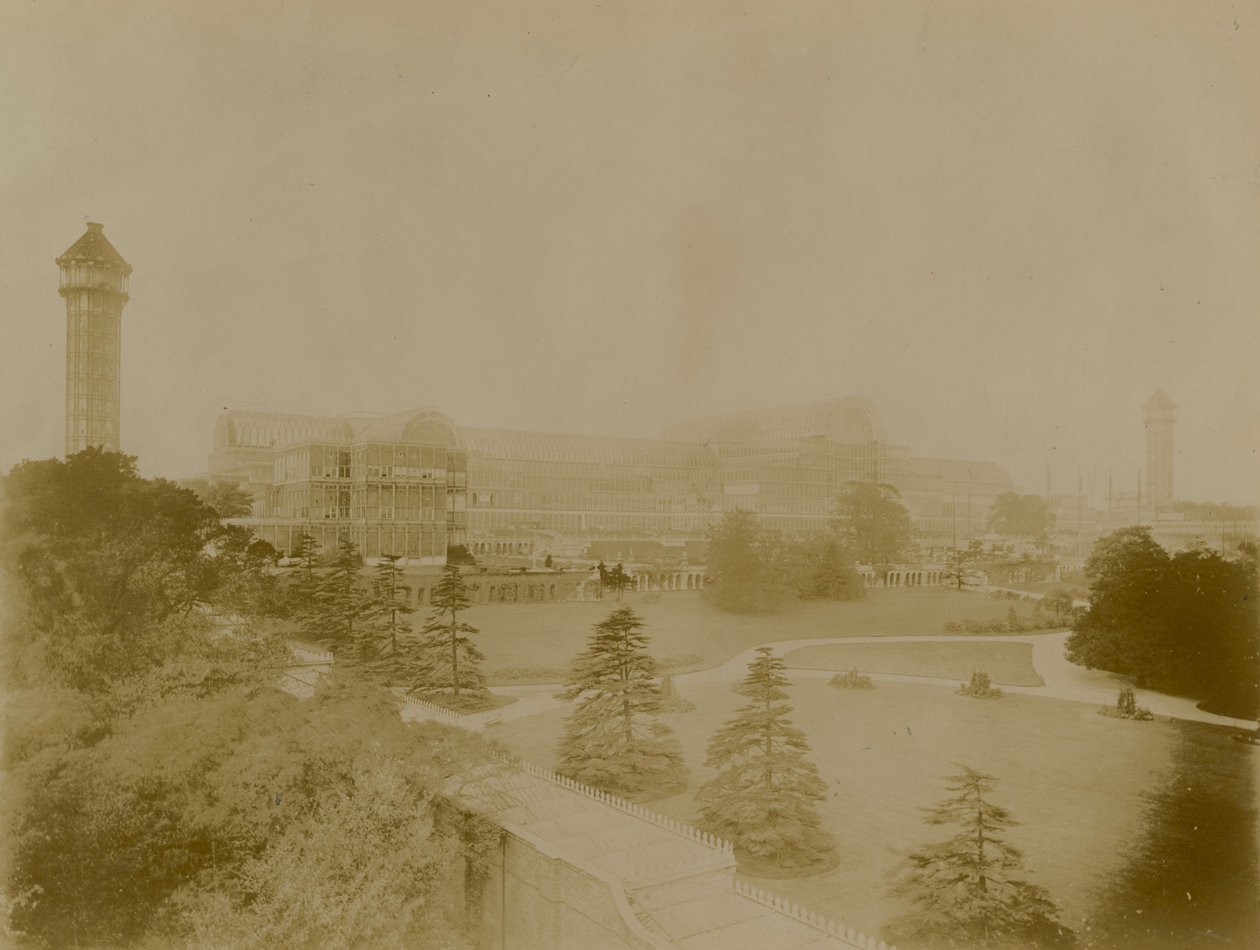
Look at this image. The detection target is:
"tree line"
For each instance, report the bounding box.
[1066,525,1258,719]
[2,449,495,947]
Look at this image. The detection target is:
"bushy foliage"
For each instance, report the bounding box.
[658,673,696,712]
[555,607,687,798]
[1098,687,1154,721]
[1067,528,1258,717]
[697,648,835,871]
[704,509,795,614]
[885,767,1074,949]
[704,510,864,614]
[957,671,1004,699]
[2,450,489,949]
[829,667,875,689]
[833,481,916,566]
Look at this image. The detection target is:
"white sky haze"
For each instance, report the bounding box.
[2,1,1257,504]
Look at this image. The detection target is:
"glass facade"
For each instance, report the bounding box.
[209,398,1013,560]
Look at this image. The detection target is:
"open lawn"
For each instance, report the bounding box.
[486,678,1257,948]
[784,640,1043,687]
[467,588,1036,684]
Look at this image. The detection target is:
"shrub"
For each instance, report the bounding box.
[957,671,1004,699]
[490,665,566,682]
[657,653,705,672]
[942,621,963,634]
[830,668,876,689]
[658,674,696,712]
[1099,687,1154,721]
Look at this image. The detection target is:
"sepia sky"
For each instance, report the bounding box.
[2,0,1257,504]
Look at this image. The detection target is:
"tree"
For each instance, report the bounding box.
[308,538,379,671]
[180,477,254,518]
[2,448,260,693]
[555,607,686,798]
[1065,526,1174,688]
[3,451,485,949]
[703,509,794,614]
[7,679,485,949]
[988,493,1054,548]
[791,536,866,601]
[366,554,415,682]
[696,647,834,870]
[605,562,633,601]
[1033,588,1076,626]
[885,766,1073,949]
[445,543,477,566]
[833,481,915,567]
[413,564,490,708]
[942,546,983,592]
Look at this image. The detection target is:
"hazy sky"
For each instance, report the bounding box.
[2,0,1257,504]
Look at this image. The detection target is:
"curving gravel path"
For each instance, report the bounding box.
[473,631,1257,733]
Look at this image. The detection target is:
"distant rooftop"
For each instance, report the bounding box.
[56,222,132,274]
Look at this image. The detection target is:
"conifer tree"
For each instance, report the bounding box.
[555,606,686,798]
[885,766,1073,949]
[413,564,489,708]
[286,531,323,630]
[310,538,378,671]
[697,646,834,870]
[366,554,414,682]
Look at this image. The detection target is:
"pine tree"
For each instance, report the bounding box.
[696,647,834,870]
[555,607,686,799]
[886,766,1074,949]
[366,554,414,683]
[310,538,378,672]
[412,564,489,708]
[286,531,323,630]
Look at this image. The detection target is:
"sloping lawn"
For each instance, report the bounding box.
[486,679,1256,948]
[784,640,1043,686]
[467,588,1035,683]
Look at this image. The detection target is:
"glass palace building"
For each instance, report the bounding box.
[207,397,1012,560]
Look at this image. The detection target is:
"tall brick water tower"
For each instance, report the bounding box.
[57,223,131,455]
[1142,388,1176,508]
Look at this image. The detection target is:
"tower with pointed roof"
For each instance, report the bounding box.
[57,223,132,455]
[1142,388,1176,508]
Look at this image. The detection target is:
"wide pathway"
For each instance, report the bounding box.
[466,632,1256,732]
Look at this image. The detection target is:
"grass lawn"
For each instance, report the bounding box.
[486,679,1257,947]
[468,588,1030,684]
[784,641,1043,687]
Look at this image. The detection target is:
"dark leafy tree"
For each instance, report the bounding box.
[1,448,263,693]
[885,766,1074,949]
[555,607,686,798]
[605,562,633,601]
[704,509,794,614]
[696,647,834,870]
[833,481,915,567]
[413,564,490,708]
[445,543,477,566]
[1065,526,1174,688]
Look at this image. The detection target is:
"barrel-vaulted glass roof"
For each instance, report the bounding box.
[662,396,887,446]
[461,428,716,469]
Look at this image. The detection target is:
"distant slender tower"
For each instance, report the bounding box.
[1142,388,1176,508]
[57,223,131,455]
